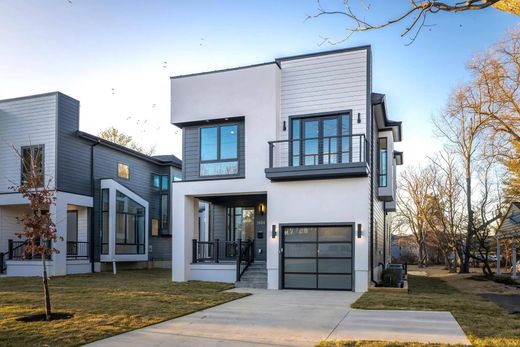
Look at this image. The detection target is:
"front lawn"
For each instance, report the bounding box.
[0,269,246,346]
[343,274,520,347]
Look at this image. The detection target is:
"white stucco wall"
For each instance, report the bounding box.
[171,49,371,292]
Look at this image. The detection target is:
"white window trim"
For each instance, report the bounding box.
[100,179,149,262]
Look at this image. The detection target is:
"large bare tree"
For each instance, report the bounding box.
[98,126,156,156]
[309,0,519,44]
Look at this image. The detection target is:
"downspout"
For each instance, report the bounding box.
[90,141,100,272]
[370,105,378,287]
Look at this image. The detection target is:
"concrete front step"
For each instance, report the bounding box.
[235,263,267,289]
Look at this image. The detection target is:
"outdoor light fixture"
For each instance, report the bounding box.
[357,112,361,123]
[271,224,277,239]
[258,202,266,216]
[357,223,362,238]
[283,121,287,131]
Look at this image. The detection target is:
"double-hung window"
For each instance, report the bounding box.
[21,145,44,186]
[199,124,239,176]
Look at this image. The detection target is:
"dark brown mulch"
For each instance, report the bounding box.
[16,312,73,322]
[481,293,520,314]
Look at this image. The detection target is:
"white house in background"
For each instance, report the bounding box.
[171,46,403,292]
[0,92,181,276]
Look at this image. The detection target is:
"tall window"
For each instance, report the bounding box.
[101,189,109,254]
[200,125,238,176]
[378,138,388,187]
[115,191,145,254]
[290,114,351,166]
[152,174,170,235]
[21,145,44,186]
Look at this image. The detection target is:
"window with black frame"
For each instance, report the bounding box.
[115,191,145,254]
[199,124,238,176]
[290,114,351,166]
[21,145,44,186]
[101,189,109,254]
[152,174,170,235]
[378,138,388,187]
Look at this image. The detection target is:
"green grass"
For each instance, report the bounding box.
[0,269,246,346]
[317,341,468,347]
[346,275,520,347]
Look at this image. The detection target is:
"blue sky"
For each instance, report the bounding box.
[0,0,518,165]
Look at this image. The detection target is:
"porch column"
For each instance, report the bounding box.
[496,236,501,275]
[52,194,68,276]
[172,194,196,282]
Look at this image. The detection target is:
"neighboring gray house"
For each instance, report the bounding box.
[0,92,181,276]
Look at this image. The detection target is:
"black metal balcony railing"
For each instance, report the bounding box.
[267,134,368,169]
[67,241,89,260]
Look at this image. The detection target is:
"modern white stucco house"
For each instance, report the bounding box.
[171,46,403,292]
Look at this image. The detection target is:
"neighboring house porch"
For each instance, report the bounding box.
[0,192,92,276]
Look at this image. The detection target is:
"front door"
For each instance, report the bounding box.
[226,206,266,261]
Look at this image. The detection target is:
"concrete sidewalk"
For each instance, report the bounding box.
[85,288,471,347]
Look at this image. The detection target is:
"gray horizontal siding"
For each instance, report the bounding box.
[56,93,92,196]
[182,121,245,181]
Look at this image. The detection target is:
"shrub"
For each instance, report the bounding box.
[381,268,399,287]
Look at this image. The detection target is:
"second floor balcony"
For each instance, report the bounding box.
[265,134,369,181]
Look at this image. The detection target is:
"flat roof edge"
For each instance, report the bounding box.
[170,62,280,80]
[275,45,371,63]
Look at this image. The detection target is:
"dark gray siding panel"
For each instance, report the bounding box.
[211,204,227,242]
[56,93,92,196]
[91,146,171,262]
[182,121,245,181]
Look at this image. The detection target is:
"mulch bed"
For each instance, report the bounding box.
[481,294,520,314]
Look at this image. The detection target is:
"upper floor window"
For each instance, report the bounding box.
[378,138,388,187]
[152,174,169,191]
[21,145,44,187]
[199,125,238,176]
[290,114,351,166]
[117,163,129,179]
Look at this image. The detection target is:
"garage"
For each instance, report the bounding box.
[281,224,354,290]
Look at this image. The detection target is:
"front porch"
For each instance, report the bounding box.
[189,193,267,286]
[0,191,93,276]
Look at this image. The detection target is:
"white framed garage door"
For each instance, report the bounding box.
[281,224,353,290]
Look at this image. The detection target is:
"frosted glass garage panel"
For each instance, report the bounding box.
[284,227,317,242]
[285,259,316,273]
[318,259,352,274]
[318,274,352,290]
[318,226,352,242]
[285,274,316,289]
[285,243,316,257]
[318,243,351,257]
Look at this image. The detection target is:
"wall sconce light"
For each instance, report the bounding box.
[271,224,277,239]
[357,223,362,238]
[258,202,266,216]
[283,121,287,131]
[357,113,361,124]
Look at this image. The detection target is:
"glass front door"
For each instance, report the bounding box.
[226,207,255,241]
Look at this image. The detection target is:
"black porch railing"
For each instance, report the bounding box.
[7,239,51,261]
[67,241,89,260]
[268,134,367,169]
[192,239,255,281]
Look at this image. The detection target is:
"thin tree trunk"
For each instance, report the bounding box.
[462,172,473,273]
[42,255,51,320]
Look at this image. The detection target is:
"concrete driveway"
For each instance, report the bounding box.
[85,288,470,347]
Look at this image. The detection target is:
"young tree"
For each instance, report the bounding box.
[9,146,60,321]
[98,126,156,156]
